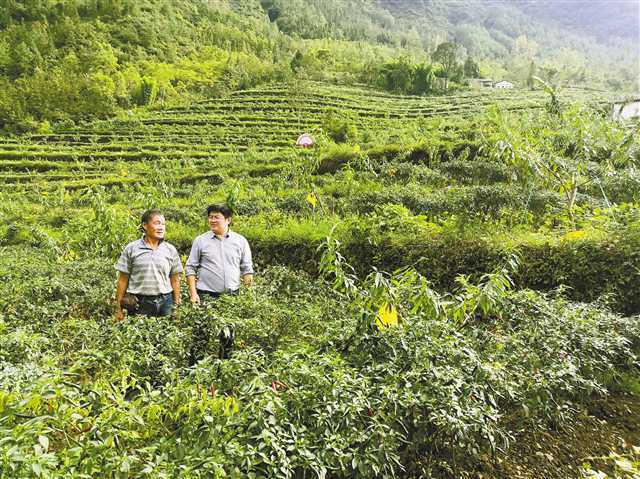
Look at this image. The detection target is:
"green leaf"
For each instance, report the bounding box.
[38,435,49,452]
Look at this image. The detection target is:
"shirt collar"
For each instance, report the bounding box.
[210,229,231,239]
[140,236,164,249]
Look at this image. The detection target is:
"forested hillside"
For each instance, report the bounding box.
[518,0,639,42]
[0,0,637,134]
[379,0,639,86]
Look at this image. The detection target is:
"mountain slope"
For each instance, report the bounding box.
[0,0,637,133]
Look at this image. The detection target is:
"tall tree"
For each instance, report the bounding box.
[380,56,414,94]
[432,41,459,90]
[463,56,480,78]
[413,63,435,94]
[526,61,535,90]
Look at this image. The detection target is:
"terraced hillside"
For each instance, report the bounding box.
[0,82,611,190]
[2,82,635,306]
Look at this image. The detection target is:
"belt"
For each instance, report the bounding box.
[197,289,238,297]
[136,292,172,300]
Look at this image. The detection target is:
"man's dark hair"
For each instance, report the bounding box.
[206,203,233,218]
[141,208,164,225]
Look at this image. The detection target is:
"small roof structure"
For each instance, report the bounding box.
[296,133,315,148]
[470,78,494,88]
[612,96,640,121]
[494,80,514,89]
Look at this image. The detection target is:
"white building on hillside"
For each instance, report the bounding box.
[494,80,514,89]
[612,97,640,121]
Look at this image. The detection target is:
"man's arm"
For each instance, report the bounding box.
[239,238,254,288]
[185,238,201,304]
[187,275,200,304]
[170,273,181,306]
[114,272,129,321]
[168,246,183,307]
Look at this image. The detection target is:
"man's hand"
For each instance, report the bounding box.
[173,294,182,307]
[114,272,129,322]
[242,273,254,287]
[186,275,200,304]
[190,292,200,304]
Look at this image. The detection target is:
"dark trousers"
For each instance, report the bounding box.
[197,289,238,301]
[134,293,173,317]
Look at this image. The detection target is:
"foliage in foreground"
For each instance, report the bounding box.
[0,246,639,478]
[582,445,640,479]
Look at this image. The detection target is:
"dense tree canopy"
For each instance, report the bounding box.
[0,0,636,133]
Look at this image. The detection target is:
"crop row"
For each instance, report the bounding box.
[0,135,297,152]
[185,94,535,110]
[142,97,609,124]
[187,93,550,111]
[227,82,610,105]
[146,103,544,121]
[0,153,292,185]
[0,145,289,162]
[17,129,310,145]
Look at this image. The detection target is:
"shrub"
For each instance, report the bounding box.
[348,184,561,217]
[379,162,449,186]
[322,113,358,144]
[438,159,512,184]
[315,144,361,174]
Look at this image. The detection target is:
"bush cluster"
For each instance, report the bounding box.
[1,249,638,478]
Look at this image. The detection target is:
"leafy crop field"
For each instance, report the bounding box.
[0,82,610,189]
[1,82,639,478]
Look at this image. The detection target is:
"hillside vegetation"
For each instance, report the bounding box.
[1,0,637,133]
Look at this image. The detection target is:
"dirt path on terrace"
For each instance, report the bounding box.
[480,394,640,479]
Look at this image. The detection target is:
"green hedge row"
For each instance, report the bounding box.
[8,210,636,315]
[245,231,640,316]
[349,184,561,216]
[316,139,482,174]
[366,139,482,164]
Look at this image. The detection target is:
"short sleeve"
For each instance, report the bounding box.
[185,238,201,276]
[240,237,254,275]
[169,246,184,275]
[115,245,131,274]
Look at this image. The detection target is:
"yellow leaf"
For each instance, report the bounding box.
[306,192,318,208]
[225,397,240,415]
[376,303,398,330]
[63,250,78,262]
[561,230,586,242]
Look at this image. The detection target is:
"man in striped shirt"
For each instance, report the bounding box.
[186,203,253,303]
[114,209,183,320]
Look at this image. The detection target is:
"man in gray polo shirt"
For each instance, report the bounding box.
[186,203,253,303]
[114,209,183,320]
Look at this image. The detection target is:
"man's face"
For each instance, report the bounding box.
[208,211,231,235]
[142,215,166,240]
